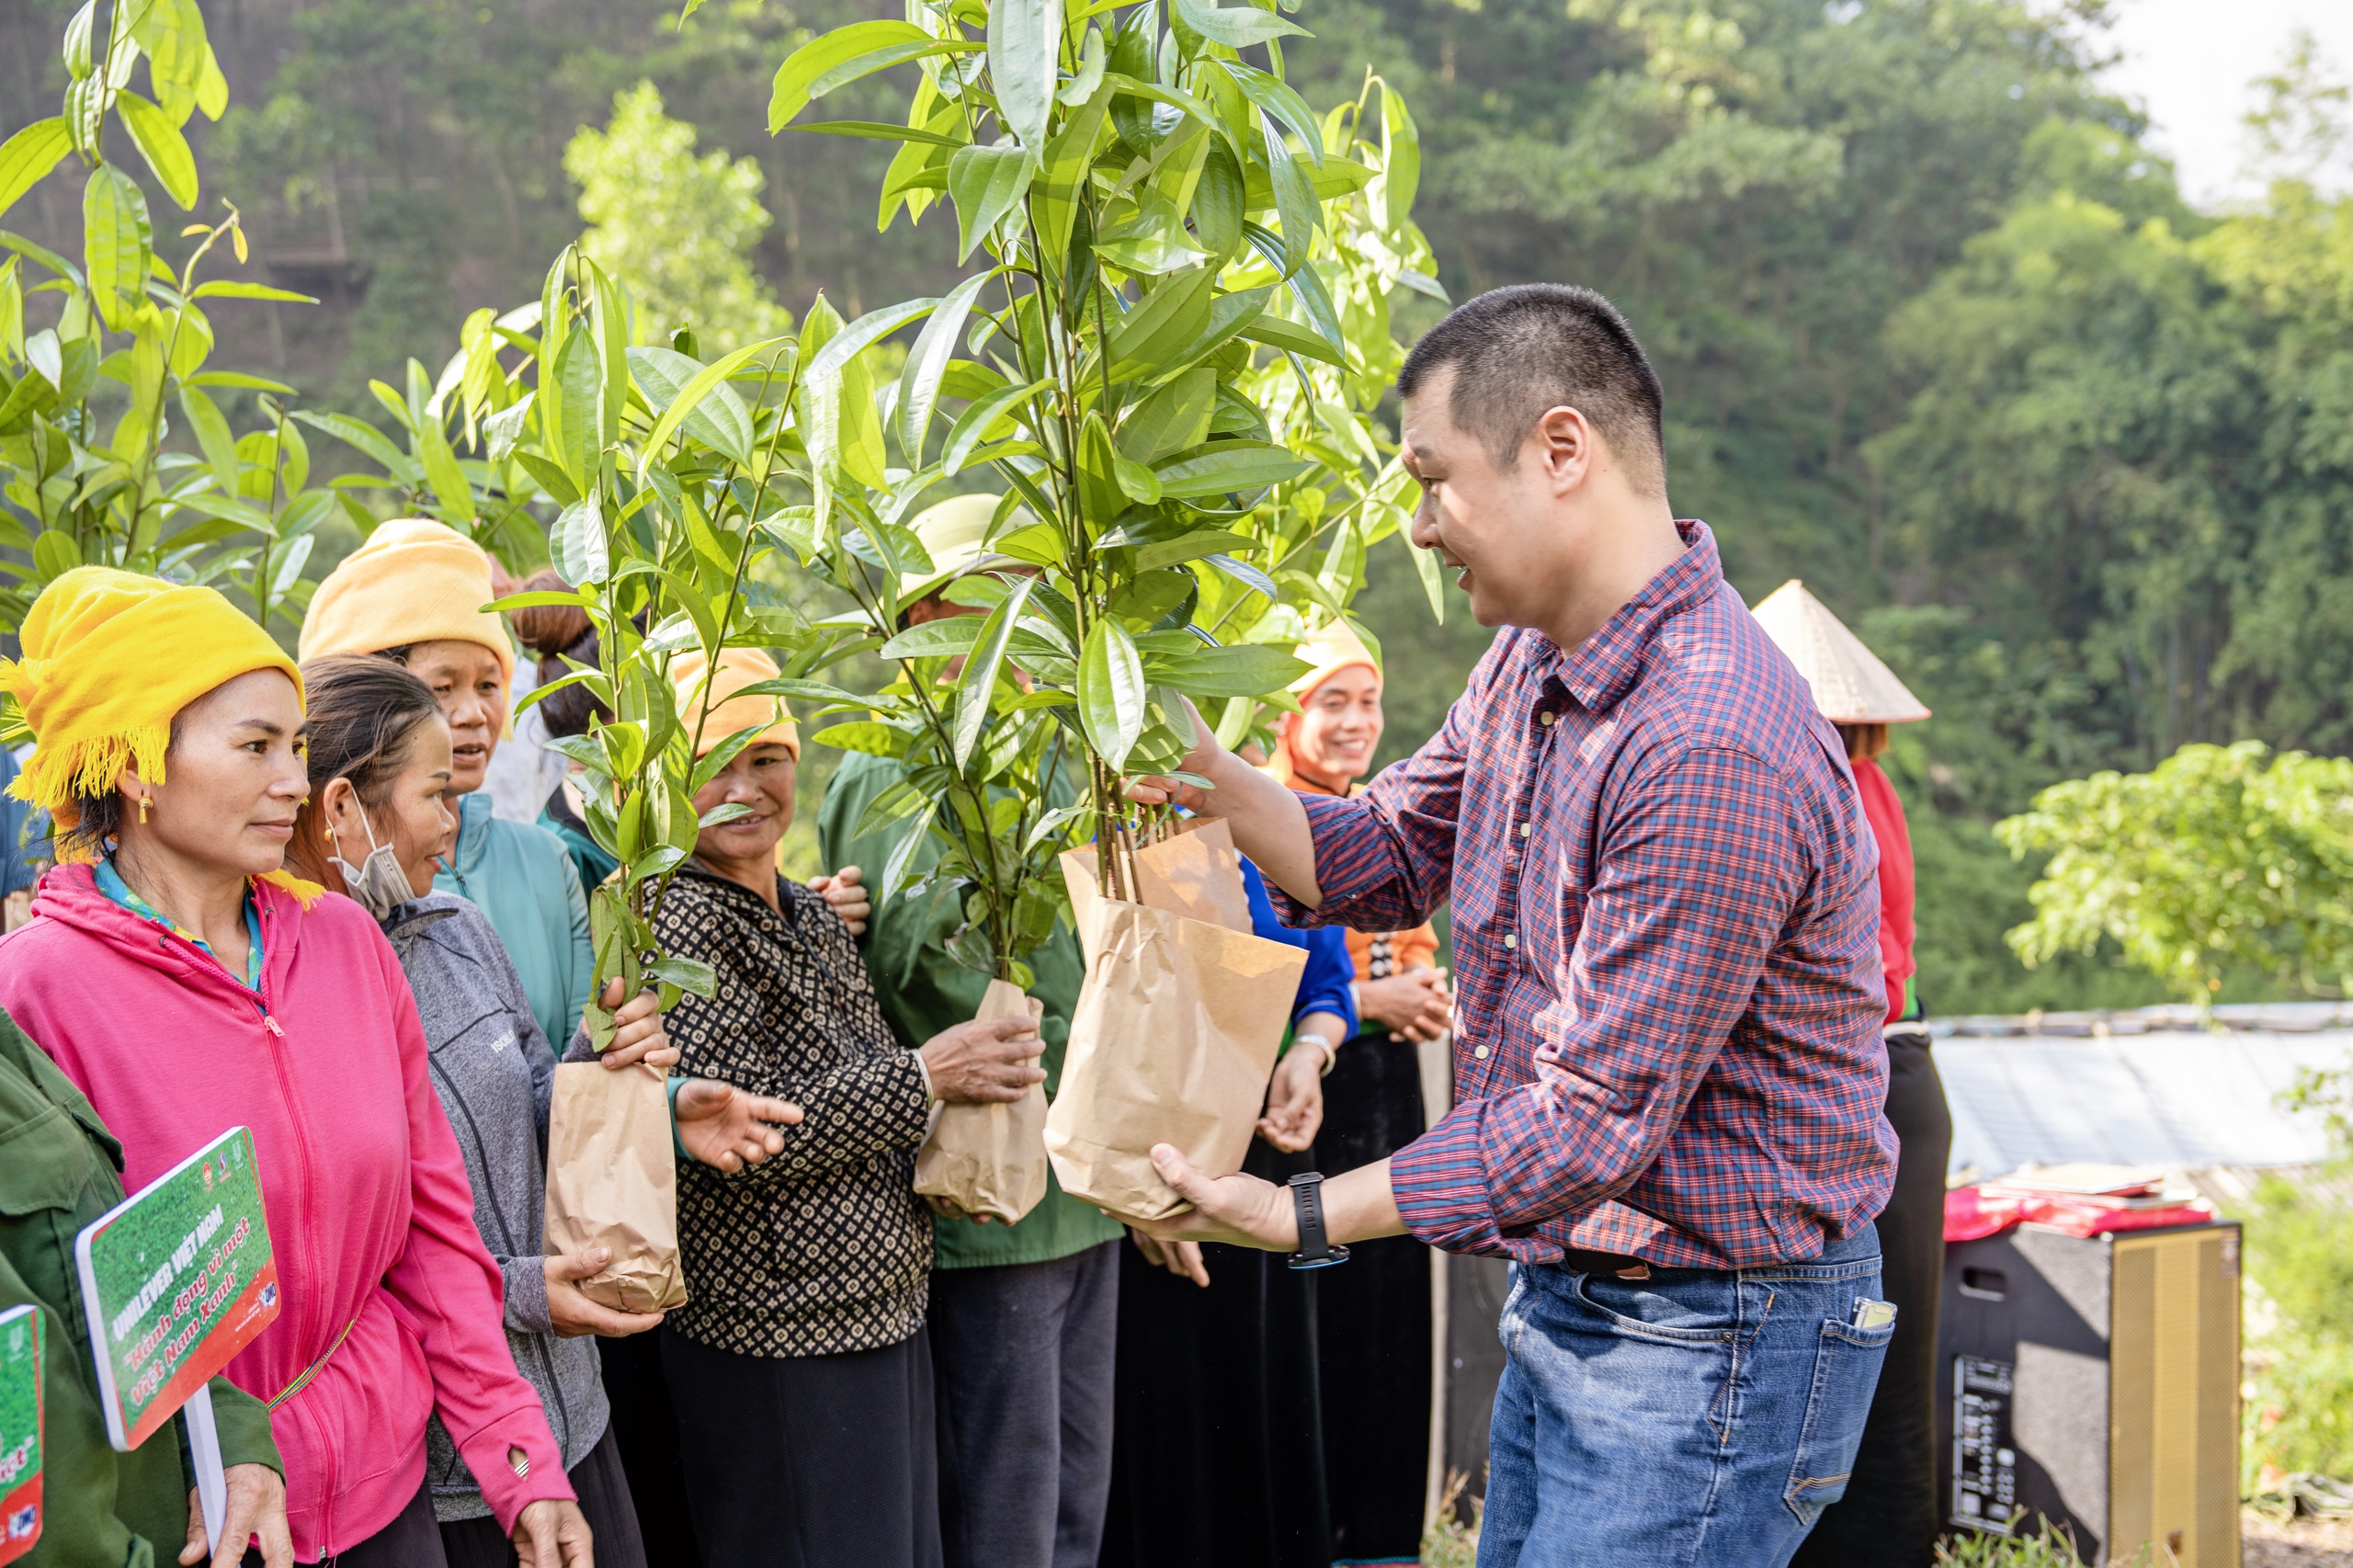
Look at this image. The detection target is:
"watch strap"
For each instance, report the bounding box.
[1287,1172,1350,1270]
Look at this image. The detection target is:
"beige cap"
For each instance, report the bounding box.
[901,494,1033,603]
[1750,580,1929,724]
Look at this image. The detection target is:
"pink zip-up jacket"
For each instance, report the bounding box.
[0,864,573,1558]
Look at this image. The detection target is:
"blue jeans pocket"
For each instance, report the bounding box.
[1783,1317,1895,1527]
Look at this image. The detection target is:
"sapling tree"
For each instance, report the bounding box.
[764,0,1442,926]
[0,0,336,634]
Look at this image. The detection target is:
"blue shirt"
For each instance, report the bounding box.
[1241,857,1357,1038]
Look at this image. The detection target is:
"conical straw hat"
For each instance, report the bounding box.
[1750,580,1929,724]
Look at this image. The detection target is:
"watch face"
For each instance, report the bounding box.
[1288,1246,1352,1271]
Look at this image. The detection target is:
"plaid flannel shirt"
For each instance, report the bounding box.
[1272,521,1896,1268]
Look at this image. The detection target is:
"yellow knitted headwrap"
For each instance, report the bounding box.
[669,649,799,759]
[0,567,304,855]
[299,517,516,681]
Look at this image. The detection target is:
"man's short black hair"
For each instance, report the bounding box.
[1396,284,1667,497]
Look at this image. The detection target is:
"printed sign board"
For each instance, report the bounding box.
[0,1304,41,1564]
[74,1127,278,1451]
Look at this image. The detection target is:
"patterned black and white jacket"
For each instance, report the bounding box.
[653,859,933,1358]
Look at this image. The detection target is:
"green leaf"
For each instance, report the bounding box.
[1371,82,1419,232]
[793,120,966,147]
[417,408,474,523]
[290,412,417,483]
[1154,441,1312,496]
[636,334,792,474]
[554,492,609,585]
[1078,618,1147,771]
[1104,265,1215,377]
[806,297,937,388]
[117,91,199,210]
[987,0,1063,150]
[942,377,1048,476]
[879,617,986,660]
[770,22,966,131]
[1219,62,1324,166]
[877,798,940,905]
[32,529,81,583]
[1118,367,1215,463]
[952,576,1036,767]
[947,142,1036,265]
[1093,190,1208,275]
[177,385,236,493]
[1238,313,1342,366]
[898,269,995,462]
[0,120,73,222]
[83,165,151,333]
[1408,529,1446,622]
[644,955,719,999]
[1169,0,1308,49]
[1033,91,1110,265]
[1259,110,1317,277]
[555,330,603,488]
[1146,641,1312,699]
[629,345,754,465]
[1134,528,1253,571]
[188,280,317,303]
[1061,26,1108,107]
[183,370,295,392]
[813,721,912,757]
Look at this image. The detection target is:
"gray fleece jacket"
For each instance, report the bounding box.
[381,892,608,1521]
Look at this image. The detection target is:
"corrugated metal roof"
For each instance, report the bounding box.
[1933,1027,2348,1179]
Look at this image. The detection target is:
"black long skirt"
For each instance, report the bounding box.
[1314,1034,1432,1564]
[1100,1140,1331,1568]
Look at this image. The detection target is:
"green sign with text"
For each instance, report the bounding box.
[0,1303,41,1565]
[74,1127,279,1451]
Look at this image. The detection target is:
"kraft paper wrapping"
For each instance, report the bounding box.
[914,978,1052,1224]
[543,1060,690,1312]
[1046,824,1306,1221]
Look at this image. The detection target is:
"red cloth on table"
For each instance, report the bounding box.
[1852,754,1915,1026]
[1942,1185,2215,1242]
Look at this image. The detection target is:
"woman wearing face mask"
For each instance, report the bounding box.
[300,521,594,1054]
[1258,620,1451,1564]
[612,648,1044,1568]
[0,569,588,1566]
[284,655,804,1568]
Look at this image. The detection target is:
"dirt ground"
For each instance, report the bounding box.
[2245,1512,2353,1567]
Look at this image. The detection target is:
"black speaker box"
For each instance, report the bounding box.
[1937,1221,2241,1566]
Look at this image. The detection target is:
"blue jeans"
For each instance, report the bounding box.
[1479,1224,1891,1568]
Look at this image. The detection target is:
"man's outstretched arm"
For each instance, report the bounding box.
[1141,1145,1405,1251]
[1131,700,1324,907]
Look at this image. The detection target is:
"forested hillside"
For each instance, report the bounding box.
[6,0,2351,1011]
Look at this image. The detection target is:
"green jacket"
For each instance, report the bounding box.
[0,1009,280,1567]
[817,751,1122,1270]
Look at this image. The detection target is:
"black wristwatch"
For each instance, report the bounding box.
[1287,1172,1351,1271]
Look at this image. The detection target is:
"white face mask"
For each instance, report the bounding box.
[332,804,415,918]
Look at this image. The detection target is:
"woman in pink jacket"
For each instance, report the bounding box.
[0,568,591,1567]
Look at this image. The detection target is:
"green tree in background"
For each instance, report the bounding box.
[1996,741,2353,1006]
[567,82,793,351]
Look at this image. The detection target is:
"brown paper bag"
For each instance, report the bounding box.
[914,978,1052,1224]
[1045,830,1307,1221]
[544,1060,689,1312]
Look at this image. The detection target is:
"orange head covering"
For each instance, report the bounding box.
[669,649,800,759]
[1266,619,1380,794]
[0,567,304,857]
[299,518,516,681]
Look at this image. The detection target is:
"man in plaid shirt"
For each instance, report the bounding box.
[1139,285,1900,1565]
